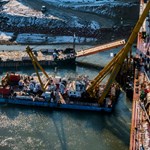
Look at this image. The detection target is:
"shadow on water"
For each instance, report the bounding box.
[0,104,20,120]
[69,111,130,146]
[0,91,131,146]
[1,64,76,74]
[0,81,131,149]
[104,113,130,146]
[51,113,68,150]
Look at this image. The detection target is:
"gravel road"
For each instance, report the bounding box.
[22,0,115,28]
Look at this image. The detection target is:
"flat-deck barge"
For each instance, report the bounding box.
[0,47,76,67]
[0,72,120,112]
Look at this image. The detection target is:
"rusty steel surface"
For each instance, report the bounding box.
[130,1,150,150]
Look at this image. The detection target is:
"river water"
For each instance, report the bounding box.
[0,44,132,150]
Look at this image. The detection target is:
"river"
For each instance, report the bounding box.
[0,44,132,150]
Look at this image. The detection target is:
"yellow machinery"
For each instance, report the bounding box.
[76,39,126,57]
[26,46,51,92]
[26,1,150,104]
[86,1,150,105]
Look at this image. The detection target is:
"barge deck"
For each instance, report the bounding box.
[0,47,76,67]
[0,70,120,112]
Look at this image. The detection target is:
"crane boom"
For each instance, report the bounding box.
[26,46,51,92]
[87,0,150,104]
[86,49,124,96]
[98,1,150,104]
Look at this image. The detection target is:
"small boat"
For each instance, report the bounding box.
[0,72,120,112]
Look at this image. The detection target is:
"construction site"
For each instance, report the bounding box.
[0,0,150,150]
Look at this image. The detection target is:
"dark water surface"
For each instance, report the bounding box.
[0,45,132,150]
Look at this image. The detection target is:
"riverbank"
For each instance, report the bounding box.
[0,0,138,45]
[0,25,133,45]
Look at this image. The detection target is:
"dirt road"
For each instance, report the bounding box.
[22,0,115,28]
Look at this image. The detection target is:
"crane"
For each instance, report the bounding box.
[26,46,51,92]
[86,0,150,105]
[26,1,150,104]
[76,39,126,57]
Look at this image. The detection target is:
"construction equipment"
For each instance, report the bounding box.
[26,1,150,105]
[86,1,150,105]
[76,39,126,57]
[26,46,51,92]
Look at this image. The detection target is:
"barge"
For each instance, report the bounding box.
[0,47,76,68]
[0,72,120,112]
[0,39,126,68]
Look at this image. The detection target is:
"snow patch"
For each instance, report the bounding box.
[43,0,136,19]
[2,0,59,19]
[90,21,100,30]
[44,0,114,3]
[16,33,97,44]
[0,31,13,41]
[1,0,101,30]
[70,16,84,28]
[1,0,9,2]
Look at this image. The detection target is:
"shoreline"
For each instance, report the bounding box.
[0,25,133,46]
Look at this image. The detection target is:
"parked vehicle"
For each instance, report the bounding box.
[41,6,46,13]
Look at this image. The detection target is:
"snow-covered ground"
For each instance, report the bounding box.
[16,33,97,44]
[2,0,52,18]
[1,0,129,31]
[1,0,137,31]
[43,0,135,7]
[0,31,13,41]
[0,0,138,44]
[0,31,97,44]
[1,0,101,29]
[43,0,137,19]
[44,0,114,4]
